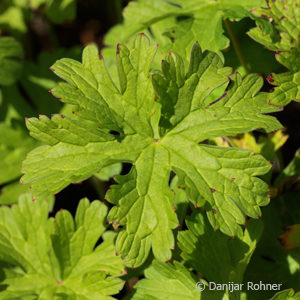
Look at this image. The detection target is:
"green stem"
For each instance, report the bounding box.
[225,19,250,74]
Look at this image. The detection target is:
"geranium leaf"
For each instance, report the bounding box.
[22,34,281,266]
[0,196,125,299]
[132,260,200,300]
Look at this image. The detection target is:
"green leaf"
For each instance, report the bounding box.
[30,0,76,24]
[0,36,23,86]
[0,86,35,124]
[20,46,82,114]
[270,289,300,300]
[22,35,281,267]
[132,260,200,300]
[178,212,262,298]
[103,0,265,77]
[275,149,300,186]
[248,0,300,55]
[0,2,27,35]
[248,0,300,106]
[94,163,122,181]
[0,182,31,205]
[0,123,39,185]
[267,71,300,106]
[0,196,125,299]
[0,48,82,193]
[107,144,178,266]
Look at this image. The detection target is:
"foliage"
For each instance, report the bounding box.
[0,0,300,299]
[0,195,125,299]
[102,0,265,80]
[21,34,282,268]
[248,0,300,106]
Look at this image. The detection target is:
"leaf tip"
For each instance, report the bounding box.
[267,74,274,83]
[116,43,121,55]
[104,192,109,201]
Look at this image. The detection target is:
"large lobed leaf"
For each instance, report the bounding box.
[0,195,125,299]
[22,34,282,267]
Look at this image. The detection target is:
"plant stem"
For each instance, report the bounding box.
[224,19,250,74]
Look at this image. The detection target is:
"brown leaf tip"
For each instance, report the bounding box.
[267,74,274,83]
[116,44,121,55]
